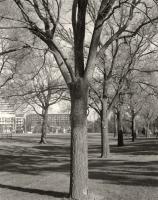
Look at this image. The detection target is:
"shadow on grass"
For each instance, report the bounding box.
[0,144,70,175]
[0,136,157,188]
[89,160,158,187]
[88,138,158,156]
[88,138,158,187]
[111,139,158,156]
[0,183,69,198]
[0,134,71,146]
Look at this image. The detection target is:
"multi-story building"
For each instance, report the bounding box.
[0,98,15,133]
[0,98,26,134]
[15,114,25,133]
[0,97,70,134]
[26,113,70,133]
[48,114,70,127]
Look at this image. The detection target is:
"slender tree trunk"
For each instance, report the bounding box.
[100,99,110,158]
[117,107,124,147]
[69,78,88,200]
[100,73,110,158]
[40,108,48,144]
[114,112,118,138]
[146,122,150,138]
[131,114,136,142]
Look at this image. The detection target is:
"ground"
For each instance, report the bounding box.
[0,134,157,200]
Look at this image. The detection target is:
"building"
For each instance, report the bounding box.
[0,98,26,134]
[48,114,70,127]
[0,98,15,133]
[15,114,25,133]
[0,97,70,134]
[26,113,70,134]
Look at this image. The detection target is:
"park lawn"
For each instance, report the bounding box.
[0,134,157,200]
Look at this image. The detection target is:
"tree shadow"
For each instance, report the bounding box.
[88,138,158,187]
[111,139,158,155]
[1,134,71,144]
[89,170,158,187]
[0,183,69,198]
[0,144,70,175]
[0,136,157,189]
[89,159,158,187]
[88,138,158,156]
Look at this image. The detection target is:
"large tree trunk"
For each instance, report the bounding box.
[100,99,110,158]
[40,108,48,144]
[117,107,124,147]
[69,78,88,200]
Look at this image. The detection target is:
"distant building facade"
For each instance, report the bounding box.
[26,114,70,134]
[0,98,25,134]
[0,98,70,134]
[0,98,15,133]
[15,114,25,133]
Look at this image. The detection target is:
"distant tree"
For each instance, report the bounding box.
[5,50,66,143]
[26,69,65,144]
[123,76,145,141]
[89,28,156,153]
[139,95,158,137]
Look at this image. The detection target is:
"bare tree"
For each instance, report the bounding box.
[6,50,65,143]
[25,71,65,144]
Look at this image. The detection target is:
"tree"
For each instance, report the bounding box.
[0,38,20,90]
[89,35,151,153]
[25,67,64,144]
[139,95,158,137]
[7,1,117,199]
[123,76,145,141]
[6,50,65,143]
[116,94,124,146]
[88,0,158,156]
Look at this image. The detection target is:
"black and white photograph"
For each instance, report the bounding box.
[0,0,157,200]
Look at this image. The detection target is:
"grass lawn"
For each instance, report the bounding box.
[0,134,157,200]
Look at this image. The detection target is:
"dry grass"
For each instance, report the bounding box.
[0,134,157,200]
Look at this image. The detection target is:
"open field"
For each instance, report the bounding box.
[0,134,157,200]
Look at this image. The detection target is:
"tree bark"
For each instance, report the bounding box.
[40,107,48,144]
[131,114,136,142]
[114,112,118,138]
[117,107,124,147]
[146,122,150,138]
[100,99,110,158]
[69,78,88,200]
